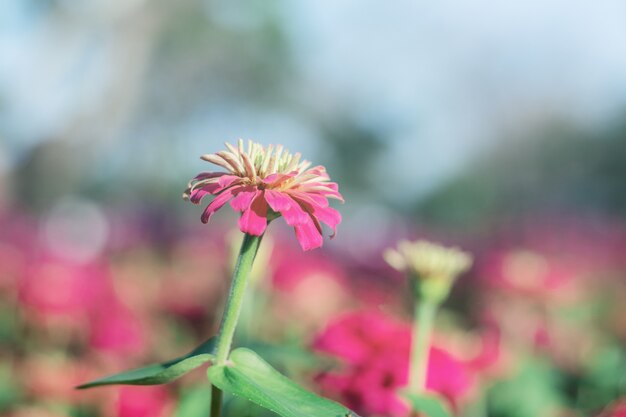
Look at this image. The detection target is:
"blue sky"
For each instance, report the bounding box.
[2,0,626,201]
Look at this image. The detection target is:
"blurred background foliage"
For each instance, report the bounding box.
[2,1,626,417]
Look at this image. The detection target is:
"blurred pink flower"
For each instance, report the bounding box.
[514,216,626,273]
[313,311,477,417]
[478,245,606,370]
[184,140,343,251]
[18,256,114,323]
[272,247,347,292]
[478,249,582,302]
[269,245,358,333]
[89,305,148,356]
[111,386,173,417]
[467,323,503,375]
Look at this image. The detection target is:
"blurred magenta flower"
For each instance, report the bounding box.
[313,311,478,416]
[477,246,606,370]
[270,245,353,331]
[112,386,173,417]
[466,322,503,377]
[479,249,582,303]
[18,256,114,325]
[184,140,343,250]
[272,245,347,292]
[89,305,148,356]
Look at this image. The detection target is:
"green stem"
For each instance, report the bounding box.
[409,299,438,393]
[210,384,222,417]
[210,233,263,417]
[214,233,263,363]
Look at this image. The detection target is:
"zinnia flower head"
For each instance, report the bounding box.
[184,140,343,251]
[480,249,580,301]
[313,311,477,417]
[384,240,473,282]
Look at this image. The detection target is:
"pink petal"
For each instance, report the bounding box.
[239,191,268,236]
[217,175,241,189]
[201,187,240,223]
[265,190,309,225]
[230,187,257,212]
[189,187,213,204]
[201,153,239,172]
[298,182,344,202]
[294,215,324,251]
[289,190,329,208]
[190,176,242,204]
[312,206,342,238]
[308,166,329,177]
[265,190,308,225]
[262,172,296,187]
[317,183,344,202]
[310,211,323,235]
[191,172,228,182]
[264,189,292,211]
[290,193,341,237]
[282,203,310,226]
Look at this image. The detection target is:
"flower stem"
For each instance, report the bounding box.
[210,384,222,417]
[214,233,263,363]
[409,299,438,393]
[210,233,263,417]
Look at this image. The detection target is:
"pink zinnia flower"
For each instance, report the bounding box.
[184,140,343,251]
[313,311,477,417]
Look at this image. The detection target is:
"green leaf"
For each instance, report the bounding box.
[77,337,216,389]
[0,364,21,412]
[246,341,333,373]
[174,385,213,417]
[487,358,564,417]
[208,348,360,417]
[403,392,453,417]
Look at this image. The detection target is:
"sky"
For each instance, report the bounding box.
[2,0,626,201]
[290,0,626,197]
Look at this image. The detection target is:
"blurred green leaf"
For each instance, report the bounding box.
[576,344,626,412]
[0,305,18,346]
[403,392,453,417]
[224,394,274,417]
[488,359,565,417]
[77,337,216,389]
[174,385,213,417]
[0,364,20,412]
[246,341,331,372]
[208,348,359,417]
